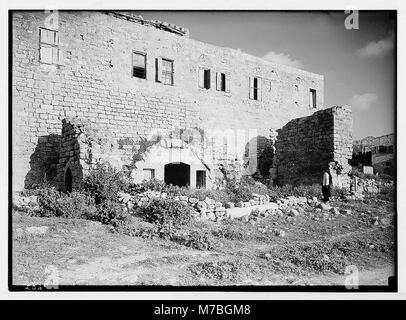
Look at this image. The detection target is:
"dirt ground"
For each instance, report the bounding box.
[12,196,396,287]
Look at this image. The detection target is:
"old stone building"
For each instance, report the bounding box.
[12,11,352,192]
[352,133,395,176]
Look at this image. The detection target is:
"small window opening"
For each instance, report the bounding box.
[161,58,174,85]
[253,77,258,100]
[143,168,155,181]
[132,51,146,79]
[39,28,59,65]
[309,89,317,108]
[204,69,211,89]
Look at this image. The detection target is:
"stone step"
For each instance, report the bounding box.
[226,202,279,219]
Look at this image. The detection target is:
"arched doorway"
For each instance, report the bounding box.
[65,168,73,193]
[164,162,190,187]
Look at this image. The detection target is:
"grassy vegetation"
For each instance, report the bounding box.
[12,162,395,286]
[12,193,395,286]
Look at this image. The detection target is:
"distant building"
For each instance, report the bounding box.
[351,134,395,176]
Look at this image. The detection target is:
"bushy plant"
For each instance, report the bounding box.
[331,186,348,199]
[37,187,97,219]
[126,178,168,195]
[174,229,217,250]
[223,176,269,203]
[82,162,129,204]
[378,184,395,201]
[95,200,129,226]
[212,220,248,241]
[135,198,193,226]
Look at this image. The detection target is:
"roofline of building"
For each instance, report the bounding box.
[106,10,324,80]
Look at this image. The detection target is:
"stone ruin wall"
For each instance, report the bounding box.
[12,11,324,191]
[275,106,353,188]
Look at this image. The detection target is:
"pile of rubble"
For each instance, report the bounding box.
[118,190,363,224]
[118,191,274,222]
[241,194,354,224]
[356,178,379,194]
[233,193,272,208]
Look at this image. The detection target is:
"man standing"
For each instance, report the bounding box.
[322,169,331,202]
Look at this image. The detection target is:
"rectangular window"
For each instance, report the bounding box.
[216,72,230,93]
[156,57,174,85]
[221,73,226,91]
[387,145,394,153]
[143,169,155,181]
[196,170,206,188]
[39,28,59,65]
[309,89,317,108]
[204,69,211,89]
[162,59,174,85]
[132,51,146,79]
[379,145,386,153]
[198,68,211,89]
[249,76,262,100]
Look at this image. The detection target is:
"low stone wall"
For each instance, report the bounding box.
[275,106,353,188]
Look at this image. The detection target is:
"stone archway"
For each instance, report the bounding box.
[164,162,190,187]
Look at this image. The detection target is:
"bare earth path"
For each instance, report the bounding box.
[12,207,395,287]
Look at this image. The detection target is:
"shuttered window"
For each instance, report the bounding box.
[216,72,230,93]
[249,76,262,101]
[39,28,59,65]
[196,170,206,188]
[156,57,174,85]
[132,51,146,79]
[198,68,211,89]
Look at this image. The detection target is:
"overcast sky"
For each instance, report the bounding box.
[137,11,396,140]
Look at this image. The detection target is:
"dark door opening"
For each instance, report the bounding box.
[65,168,73,193]
[164,162,190,187]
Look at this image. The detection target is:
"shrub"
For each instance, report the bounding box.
[331,186,348,199]
[175,229,217,250]
[224,176,269,203]
[135,198,193,226]
[82,162,128,204]
[212,220,248,241]
[378,184,395,201]
[37,187,97,219]
[94,200,129,226]
[126,178,168,195]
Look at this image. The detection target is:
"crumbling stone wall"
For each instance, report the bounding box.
[275,106,353,188]
[23,134,61,188]
[55,118,126,191]
[12,10,324,190]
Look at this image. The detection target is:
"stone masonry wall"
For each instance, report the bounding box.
[55,117,127,191]
[12,11,324,190]
[275,106,353,188]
